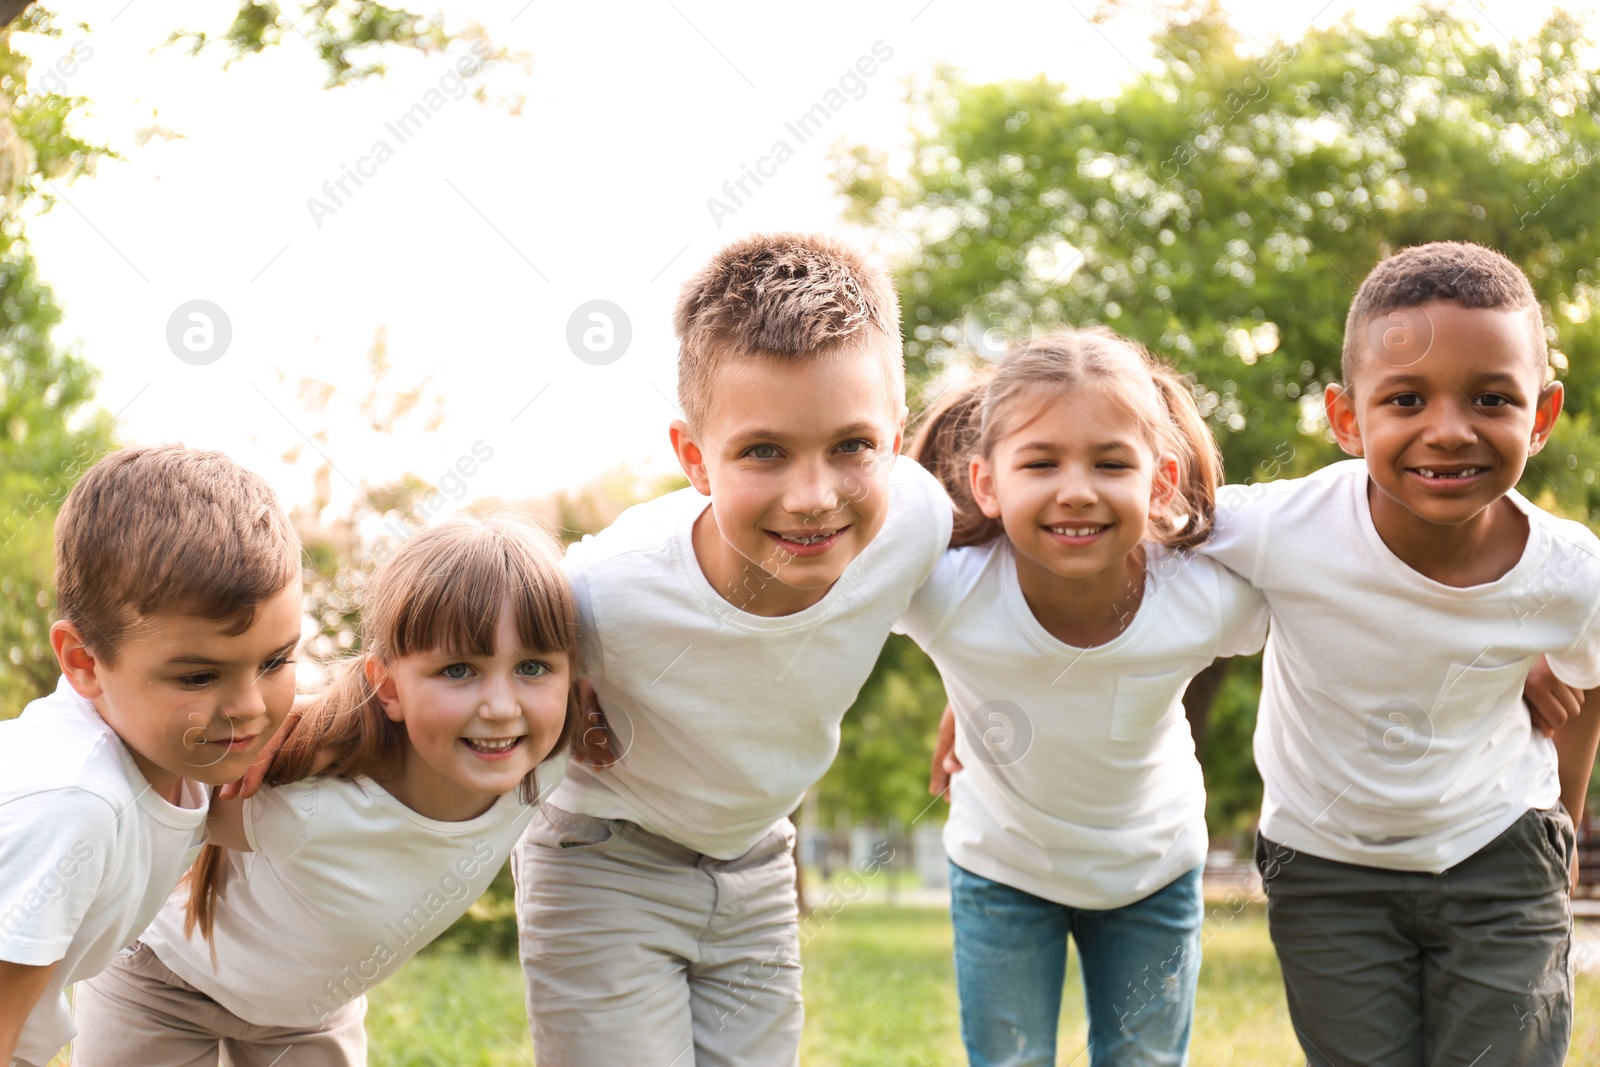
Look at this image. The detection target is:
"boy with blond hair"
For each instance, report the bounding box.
[1203,242,1600,1066]
[0,445,302,1067]
[514,233,952,1066]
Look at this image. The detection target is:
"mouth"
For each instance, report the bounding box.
[195,734,258,753]
[1043,522,1109,544]
[766,526,848,556]
[462,736,526,759]
[1407,465,1488,485]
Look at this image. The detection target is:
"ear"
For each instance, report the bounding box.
[669,420,712,496]
[1148,454,1181,518]
[970,456,1002,520]
[51,620,104,700]
[1527,380,1564,457]
[364,656,404,724]
[1324,383,1364,458]
[891,405,907,457]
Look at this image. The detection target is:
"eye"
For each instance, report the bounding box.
[1475,393,1512,408]
[439,663,472,680]
[837,439,873,455]
[261,655,295,675]
[517,660,552,678]
[743,443,781,460]
[1387,393,1423,408]
[177,672,218,689]
[1021,459,1055,470]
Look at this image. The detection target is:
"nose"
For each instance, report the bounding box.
[1423,397,1478,450]
[478,672,522,722]
[227,673,269,724]
[782,457,845,520]
[1055,462,1098,508]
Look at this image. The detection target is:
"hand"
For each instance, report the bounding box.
[1524,655,1584,738]
[570,680,619,770]
[928,704,962,801]
[216,693,309,801]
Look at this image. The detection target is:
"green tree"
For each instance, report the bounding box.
[835,2,1600,838]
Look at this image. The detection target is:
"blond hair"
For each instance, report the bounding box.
[911,330,1222,551]
[674,232,903,431]
[184,515,580,942]
[54,444,300,662]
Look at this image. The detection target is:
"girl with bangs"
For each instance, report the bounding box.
[71,516,580,1066]
[901,330,1269,1067]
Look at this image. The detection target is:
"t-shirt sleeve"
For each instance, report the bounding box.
[898,455,955,572]
[0,788,115,965]
[1199,483,1271,585]
[1545,529,1600,689]
[1213,562,1270,659]
[894,549,960,647]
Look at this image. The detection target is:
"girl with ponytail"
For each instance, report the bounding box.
[898,329,1267,1066]
[73,515,580,1066]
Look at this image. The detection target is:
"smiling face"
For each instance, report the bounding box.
[1328,300,1561,542]
[670,340,906,617]
[369,597,571,822]
[972,382,1176,590]
[52,583,303,803]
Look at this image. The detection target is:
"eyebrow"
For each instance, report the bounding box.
[1372,372,1527,390]
[165,638,299,668]
[1013,439,1139,453]
[727,422,881,445]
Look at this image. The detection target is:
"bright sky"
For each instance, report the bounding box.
[19,0,1596,517]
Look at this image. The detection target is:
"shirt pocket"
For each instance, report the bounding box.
[1110,667,1193,742]
[1429,657,1533,736]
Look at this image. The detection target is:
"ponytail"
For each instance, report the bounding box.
[908,374,1004,549]
[1148,364,1221,551]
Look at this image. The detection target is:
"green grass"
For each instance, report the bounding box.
[355,905,1600,1066]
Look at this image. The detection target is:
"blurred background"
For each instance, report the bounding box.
[7,1,1600,1062]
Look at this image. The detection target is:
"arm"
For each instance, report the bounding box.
[570,679,620,770]
[1553,684,1600,828]
[205,792,252,852]
[0,959,55,1064]
[1525,654,1585,737]
[928,704,962,800]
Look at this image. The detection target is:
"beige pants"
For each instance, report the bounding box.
[70,941,367,1067]
[515,803,803,1067]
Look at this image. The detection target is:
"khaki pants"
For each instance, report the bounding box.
[71,941,367,1067]
[515,803,803,1067]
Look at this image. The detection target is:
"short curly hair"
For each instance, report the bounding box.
[1342,241,1547,386]
[674,233,903,431]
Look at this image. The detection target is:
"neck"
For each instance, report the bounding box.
[1012,544,1148,648]
[128,750,186,806]
[1366,481,1527,587]
[691,509,829,617]
[378,754,495,823]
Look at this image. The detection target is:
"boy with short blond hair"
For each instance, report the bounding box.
[1204,241,1600,1066]
[515,233,951,1066]
[0,445,303,1067]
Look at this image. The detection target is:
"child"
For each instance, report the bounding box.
[70,516,579,1066]
[901,330,1268,1066]
[1202,241,1600,1066]
[515,233,953,1066]
[0,445,302,1067]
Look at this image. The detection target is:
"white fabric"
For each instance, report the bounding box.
[550,456,953,859]
[897,539,1267,909]
[1204,459,1600,872]
[139,755,561,1028]
[0,676,208,1067]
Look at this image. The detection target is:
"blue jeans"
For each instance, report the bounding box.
[949,862,1203,1067]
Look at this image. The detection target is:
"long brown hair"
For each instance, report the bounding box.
[184,515,580,942]
[909,329,1222,551]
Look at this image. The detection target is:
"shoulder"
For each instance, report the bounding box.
[881,456,955,558]
[564,487,702,578]
[1,689,141,810]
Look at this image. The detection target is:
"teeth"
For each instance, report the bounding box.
[1416,467,1484,479]
[1049,525,1104,536]
[465,737,522,752]
[779,532,834,545]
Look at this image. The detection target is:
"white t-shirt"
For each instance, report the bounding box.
[550,456,953,860]
[897,539,1268,909]
[0,677,208,1067]
[140,756,560,1028]
[1204,459,1600,871]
